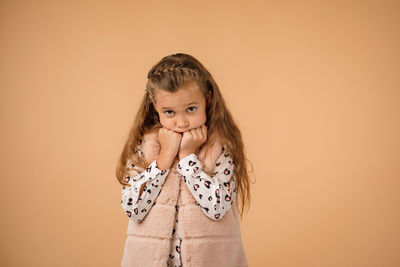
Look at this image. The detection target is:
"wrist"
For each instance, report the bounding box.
[159,148,177,159]
[157,151,175,170]
[179,151,195,160]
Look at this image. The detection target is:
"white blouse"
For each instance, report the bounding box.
[121,143,237,222]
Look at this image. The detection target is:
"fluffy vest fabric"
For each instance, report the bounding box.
[121,130,248,266]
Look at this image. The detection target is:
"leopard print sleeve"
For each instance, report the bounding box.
[121,139,170,222]
[176,144,237,221]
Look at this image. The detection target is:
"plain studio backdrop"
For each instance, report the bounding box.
[1,1,399,266]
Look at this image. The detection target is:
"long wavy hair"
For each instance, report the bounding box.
[116,53,254,219]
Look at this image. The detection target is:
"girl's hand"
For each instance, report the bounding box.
[158,127,182,158]
[178,124,207,159]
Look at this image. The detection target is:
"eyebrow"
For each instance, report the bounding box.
[161,101,199,110]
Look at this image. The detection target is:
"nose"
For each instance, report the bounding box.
[176,116,189,129]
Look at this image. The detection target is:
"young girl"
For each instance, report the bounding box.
[116,53,252,267]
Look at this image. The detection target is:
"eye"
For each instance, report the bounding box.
[164,110,174,116]
[187,106,197,112]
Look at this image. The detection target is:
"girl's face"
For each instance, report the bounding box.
[150,81,209,133]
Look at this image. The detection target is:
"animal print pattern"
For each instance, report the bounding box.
[121,140,170,222]
[167,204,182,267]
[177,144,237,221]
[121,139,237,266]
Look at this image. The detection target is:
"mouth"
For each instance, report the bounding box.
[174,127,195,133]
[174,130,188,133]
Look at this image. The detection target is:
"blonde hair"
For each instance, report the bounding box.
[116,53,254,219]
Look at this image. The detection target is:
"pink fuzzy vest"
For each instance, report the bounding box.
[121,130,248,266]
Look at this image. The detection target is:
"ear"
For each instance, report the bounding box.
[149,94,155,105]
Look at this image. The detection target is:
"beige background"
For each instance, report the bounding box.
[1,0,399,266]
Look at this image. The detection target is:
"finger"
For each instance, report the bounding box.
[195,127,202,139]
[190,128,198,139]
[201,125,207,139]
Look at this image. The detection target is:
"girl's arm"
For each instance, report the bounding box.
[121,145,170,222]
[176,144,237,221]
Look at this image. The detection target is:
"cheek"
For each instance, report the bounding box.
[160,118,170,126]
[201,114,207,124]
[195,111,207,125]
[159,118,175,130]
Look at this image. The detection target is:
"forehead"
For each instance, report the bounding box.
[154,81,204,109]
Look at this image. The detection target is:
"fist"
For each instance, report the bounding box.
[179,125,208,159]
[158,127,182,157]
